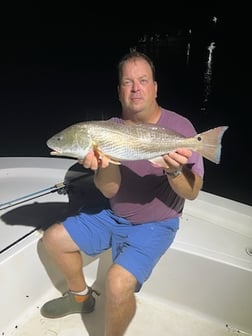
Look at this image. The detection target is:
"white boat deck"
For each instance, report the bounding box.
[4,285,239,336]
[0,157,75,252]
[1,157,252,336]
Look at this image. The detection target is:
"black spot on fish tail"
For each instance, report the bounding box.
[197,126,229,164]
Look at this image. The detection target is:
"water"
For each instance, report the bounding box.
[0,23,251,206]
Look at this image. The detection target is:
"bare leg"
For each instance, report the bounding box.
[104,264,137,336]
[42,223,86,292]
[43,223,138,334]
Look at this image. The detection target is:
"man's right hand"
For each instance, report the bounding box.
[79,151,111,171]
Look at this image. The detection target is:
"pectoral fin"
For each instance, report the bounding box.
[149,156,169,169]
[108,158,121,165]
[93,147,121,166]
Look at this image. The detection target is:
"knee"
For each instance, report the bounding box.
[42,223,64,249]
[106,264,137,303]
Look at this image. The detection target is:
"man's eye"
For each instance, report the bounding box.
[122,81,131,86]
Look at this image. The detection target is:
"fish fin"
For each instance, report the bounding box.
[108,158,121,165]
[149,156,170,168]
[196,126,229,164]
[93,147,104,160]
[93,147,121,166]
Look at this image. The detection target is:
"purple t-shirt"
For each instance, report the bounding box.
[109,108,204,224]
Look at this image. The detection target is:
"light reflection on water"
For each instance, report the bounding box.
[201,41,216,111]
[135,23,218,114]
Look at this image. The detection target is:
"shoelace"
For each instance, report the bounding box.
[88,287,101,297]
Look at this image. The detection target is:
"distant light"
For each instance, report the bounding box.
[212,16,217,23]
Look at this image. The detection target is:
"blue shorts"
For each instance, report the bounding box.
[63,209,179,291]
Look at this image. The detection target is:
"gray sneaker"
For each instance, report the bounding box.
[40,287,100,318]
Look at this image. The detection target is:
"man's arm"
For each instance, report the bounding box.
[94,165,121,198]
[166,167,203,200]
[81,151,121,199]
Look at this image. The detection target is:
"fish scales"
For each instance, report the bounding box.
[47,120,229,164]
[86,122,197,161]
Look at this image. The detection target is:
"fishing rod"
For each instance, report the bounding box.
[0,171,94,211]
[0,182,67,211]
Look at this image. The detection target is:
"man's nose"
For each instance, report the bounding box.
[131,81,140,91]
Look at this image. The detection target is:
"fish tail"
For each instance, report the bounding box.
[197,126,229,164]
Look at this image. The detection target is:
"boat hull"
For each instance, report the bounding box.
[1,157,252,335]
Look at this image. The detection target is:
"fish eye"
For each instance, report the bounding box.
[197,136,202,141]
[56,135,63,141]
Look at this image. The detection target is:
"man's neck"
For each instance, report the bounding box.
[123,104,161,125]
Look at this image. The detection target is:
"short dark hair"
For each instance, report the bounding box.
[118,51,156,84]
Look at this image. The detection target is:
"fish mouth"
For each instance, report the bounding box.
[50,150,62,156]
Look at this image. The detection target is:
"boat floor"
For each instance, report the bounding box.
[6,287,233,336]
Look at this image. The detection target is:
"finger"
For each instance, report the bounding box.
[83,151,95,169]
[163,153,180,168]
[99,154,111,168]
[175,148,192,158]
[167,151,188,165]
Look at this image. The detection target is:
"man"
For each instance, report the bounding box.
[41,51,204,335]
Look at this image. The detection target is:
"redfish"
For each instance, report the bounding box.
[46,120,228,164]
